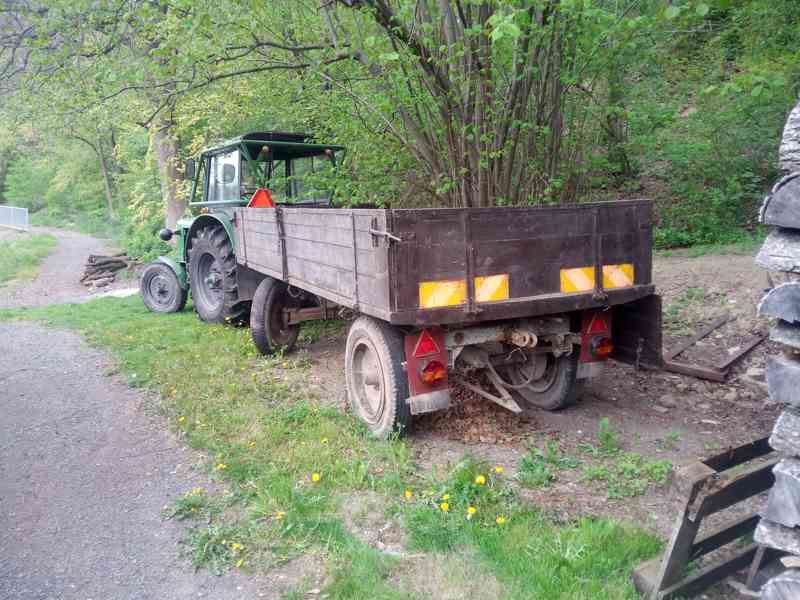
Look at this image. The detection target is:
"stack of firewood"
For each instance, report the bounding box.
[80,253,132,289]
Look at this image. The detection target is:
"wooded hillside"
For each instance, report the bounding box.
[1,0,798,257]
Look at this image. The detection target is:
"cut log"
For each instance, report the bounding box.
[757,228,800,274]
[772,321,800,352]
[767,355,800,407]
[755,519,800,555]
[763,459,800,529]
[771,408,800,456]
[759,283,800,323]
[92,278,114,288]
[762,569,800,600]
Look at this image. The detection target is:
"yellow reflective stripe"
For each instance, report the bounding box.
[560,267,595,293]
[419,274,510,308]
[603,263,634,289]
[419,279,466,308]
[560,264,635,293]
[475,274,509,303]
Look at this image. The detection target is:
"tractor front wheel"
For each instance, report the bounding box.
[188,226,247,324]
[140,262,187,314]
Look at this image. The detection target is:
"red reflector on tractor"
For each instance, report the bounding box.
[413,329,440,358]
[591,336,614,358]
[420,360,447,384]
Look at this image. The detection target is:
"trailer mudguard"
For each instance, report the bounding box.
[611,294,663,369]
[154,256,188,290]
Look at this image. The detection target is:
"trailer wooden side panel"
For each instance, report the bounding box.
[235,200,654,327]
[235,207,392,320]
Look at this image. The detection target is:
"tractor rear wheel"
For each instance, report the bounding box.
[250,277,302,355]
[188,225,247,324]
[140,262,187,314]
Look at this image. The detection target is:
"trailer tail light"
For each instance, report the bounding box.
[590,336,614,358]
[420,360,447,384]
[580,310,613,364]
[405,328,449,400]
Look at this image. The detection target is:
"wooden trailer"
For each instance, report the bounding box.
[232,200,662,438]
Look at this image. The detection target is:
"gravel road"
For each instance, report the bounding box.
[0,226,133,309]
[0,229,270,599]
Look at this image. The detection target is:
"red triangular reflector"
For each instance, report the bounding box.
[587,312,611,334]
[413,329,439,358]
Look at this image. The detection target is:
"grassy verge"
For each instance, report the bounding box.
[1,297,661,599]
[0,231,57,285]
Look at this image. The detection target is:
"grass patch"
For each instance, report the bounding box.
[517,441,580,489]
[2,297,662,598]
[0,232,57,285]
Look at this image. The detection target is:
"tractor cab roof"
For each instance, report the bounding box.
[200,131,345,162]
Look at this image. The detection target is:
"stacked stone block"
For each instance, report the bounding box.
[753,99,800,599]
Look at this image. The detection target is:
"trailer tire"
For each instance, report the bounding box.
[505,352,582,411]
[188,225,247,324]
[140,262,187,314]
[345,316,411,439]
[250,277,301,355]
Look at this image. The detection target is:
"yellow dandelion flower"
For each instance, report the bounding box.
[404,489,413,500]
[475,475,486,485]
[235,559,244,568]
[442,493,450,501]
[275,511,286,520]
[311,472,321,483]
[248,441,257,449]
[496,515,507,525]
[191,487,204,495]
[177,416,186,423]
[231,542,243,551]
[467,506,477,515]
[440,502,449,512]
[494,465,504,474]
[282,361,289,368]
[215,463,227,470]
[321,437,329,444]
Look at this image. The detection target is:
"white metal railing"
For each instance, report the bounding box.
[0,205,29,231]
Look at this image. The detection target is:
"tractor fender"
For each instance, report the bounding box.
[154,256,188,290]
[184,213,236,262]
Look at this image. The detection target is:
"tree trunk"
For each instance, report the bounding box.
[151,117,185,229]
[97,139,116,218]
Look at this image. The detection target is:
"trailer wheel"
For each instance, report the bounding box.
[504,352,583,411]
[188,225,247,324]
[345,316,411,439]
[250,277,301,355]
[140,262,187,314]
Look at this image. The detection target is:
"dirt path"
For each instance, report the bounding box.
[0,226,133,309]
[0,322,272,599]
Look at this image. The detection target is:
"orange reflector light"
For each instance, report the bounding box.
[591,336,614,358]
[420,360,447,384]
[413,329,440,358]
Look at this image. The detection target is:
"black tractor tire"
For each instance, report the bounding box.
[504,351,583,411]
[250,277,302,355]
[345,316,411,439]
[140,262,188,314]
[188,225,247,324]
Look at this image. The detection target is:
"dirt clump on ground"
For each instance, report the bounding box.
[340,491,407,555]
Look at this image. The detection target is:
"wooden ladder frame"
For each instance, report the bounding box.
[633,437,781,599]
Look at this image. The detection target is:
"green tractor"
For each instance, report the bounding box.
[139,131,344,326]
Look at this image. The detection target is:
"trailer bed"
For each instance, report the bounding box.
[234,200,654,326]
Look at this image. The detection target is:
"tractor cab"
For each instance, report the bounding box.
[187,131,345,213]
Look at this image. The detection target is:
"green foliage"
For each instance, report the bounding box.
[0,232,57,285]
[517,441,580,489]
